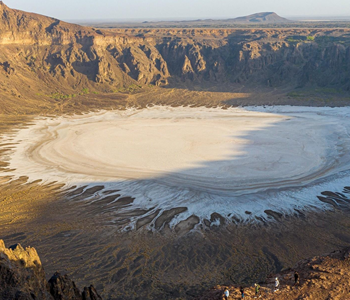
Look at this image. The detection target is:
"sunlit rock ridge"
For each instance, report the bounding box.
[0,240,102,299]
[0,2,350,113]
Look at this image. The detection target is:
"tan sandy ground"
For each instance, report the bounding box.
[0,87,242,115]
[1,85,349,115]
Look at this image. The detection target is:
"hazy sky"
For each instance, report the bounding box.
[4,0,350,21]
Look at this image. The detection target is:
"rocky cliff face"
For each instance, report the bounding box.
[0,240,102,300]
[0,1,350,108]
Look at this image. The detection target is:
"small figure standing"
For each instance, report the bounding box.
[274,277,280,292]
[240,286,244,298]
[223,287,229,300]
[254,283,260,298]
[294,271,299,286]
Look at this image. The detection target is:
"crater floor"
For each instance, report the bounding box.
[4,106,350,228]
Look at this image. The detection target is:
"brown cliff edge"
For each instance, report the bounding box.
[0,240,102,300]
[0,2,350,114]
[198,247,350,299]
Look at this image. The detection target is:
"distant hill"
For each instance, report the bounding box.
[85,12,293,28]
[176,12,292,25]
[226,12,292,23]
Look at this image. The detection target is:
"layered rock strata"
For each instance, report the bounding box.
[0,1,349,111]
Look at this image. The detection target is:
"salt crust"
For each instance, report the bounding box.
[3,106,350,226]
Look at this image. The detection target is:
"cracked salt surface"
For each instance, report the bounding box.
[3,106,350,228]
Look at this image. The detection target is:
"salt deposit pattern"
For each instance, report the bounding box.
[3,106,350,230]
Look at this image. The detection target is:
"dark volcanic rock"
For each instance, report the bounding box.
[0,240,102,300]
[82,286,103,300]
[48,272,82,300]
[0,61,15,75]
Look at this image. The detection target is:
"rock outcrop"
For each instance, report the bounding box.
[0,240,102,300]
